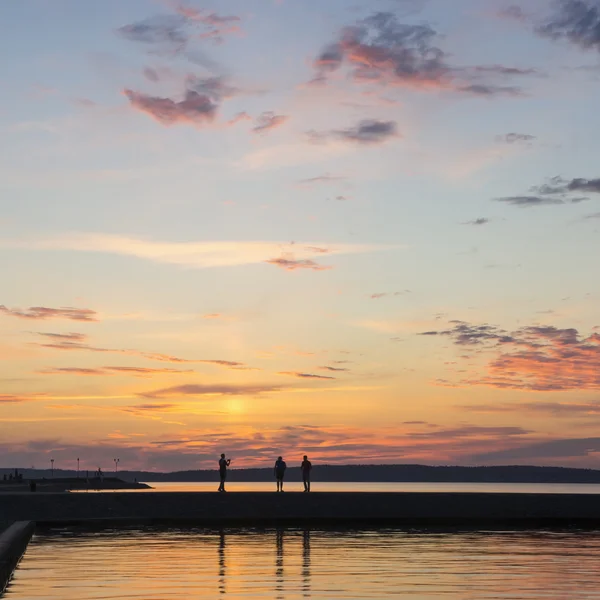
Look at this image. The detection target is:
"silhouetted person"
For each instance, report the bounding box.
[274,456,286,492]
[218,453,231,492]
[301,455,312,492]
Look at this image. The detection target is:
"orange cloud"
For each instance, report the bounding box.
[423,321,600,391]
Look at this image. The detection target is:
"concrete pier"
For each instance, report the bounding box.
[1,492,600,528]
[0,521,35,593]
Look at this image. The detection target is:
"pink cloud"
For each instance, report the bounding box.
[124,89,217,127]
[252,112,289,134]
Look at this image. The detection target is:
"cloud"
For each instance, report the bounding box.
[463,218,490,225]
[140,383,284,398]
[39,366,193,377]
[497,5,528,21]
[370,290,411,299]
[3,234,393,269]
[118,5,241,52]
[124,88,217,127]
[470,437,600,462]
[537,0,600,53]
[0,394,46,404]
[39,367,106,376]
[311,11,533,95]
[495,195,568,206]
[278,371,336,380]
[319,365,350,372]
[455,84,523,96]
[36,332,88,341]
[118,15,188,50]
[105,366,194,376]
[0,305,98,322]
[297,174,348,185]
[494,174,600,207]
[334,119,399,144]
[497,133,536,143]
[473,65,537,76]
[265,257,332,271]
[252,112,289,134]
[585,211,600,219]
[422,320,600,391]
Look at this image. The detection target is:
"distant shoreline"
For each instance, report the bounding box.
[4,465,600,484]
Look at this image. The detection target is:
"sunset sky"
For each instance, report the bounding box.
[2,0,600,471]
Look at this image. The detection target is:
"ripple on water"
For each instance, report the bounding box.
[6,529,600,599]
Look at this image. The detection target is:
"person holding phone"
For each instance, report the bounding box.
[218,453,231,492]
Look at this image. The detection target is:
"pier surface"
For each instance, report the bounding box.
[1,492,600,528]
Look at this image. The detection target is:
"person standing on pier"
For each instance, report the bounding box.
[301,455,312,492]
[218,453,231,492]
[274,456,287,492]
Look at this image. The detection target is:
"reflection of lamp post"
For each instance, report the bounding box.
[50,459,54,478]
[114,458,119,474]
[77,458,80,478]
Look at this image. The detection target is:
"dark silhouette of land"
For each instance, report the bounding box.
[5,464,600,484]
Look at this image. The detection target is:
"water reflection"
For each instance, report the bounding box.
[302,529,310,598]
[275,530,284,599]
[218,530,226,595]
[9,528,600,599]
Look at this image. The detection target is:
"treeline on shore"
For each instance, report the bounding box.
[3,464,600,484]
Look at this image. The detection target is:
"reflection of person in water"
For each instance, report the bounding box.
[301,455,312,492]
[218,530,226,595]
[218,454,231,492]
[302,529,311,598]
[276,529,284,600]
[274,456,287,492]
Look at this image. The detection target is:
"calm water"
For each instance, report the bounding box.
[124,481,600,494]
[8,528,600,599]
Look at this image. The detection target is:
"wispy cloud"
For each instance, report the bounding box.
[140,382,284,399]
[310,119,399,145]
[265,257,332,271]
[118,4,241,52]
[0,305,98,322]
[463,218,490,225]
[252,112,289,134]
[2,234,395,269]
[297,174,348,185]
[496,133,536,144]
[494,175,600,207]
[278,371,336,380]
[0,393,47,404]
[38,366,194,377]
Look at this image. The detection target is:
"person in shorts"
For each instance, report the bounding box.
[274,456,287,492]
[301,455,312,492]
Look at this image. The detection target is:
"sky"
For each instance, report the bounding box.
[1,0,600,472]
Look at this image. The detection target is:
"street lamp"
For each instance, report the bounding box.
[77,458,80,478]
[50,459,54,478]
[114,458,120,474]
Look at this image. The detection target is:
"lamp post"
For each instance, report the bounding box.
[114,458,119,474]
[50,459,54,478]
[77,458,80,478]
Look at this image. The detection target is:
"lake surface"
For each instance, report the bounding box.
[8,528,600,599]
[128,481,600,494]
